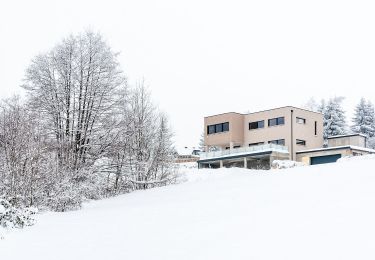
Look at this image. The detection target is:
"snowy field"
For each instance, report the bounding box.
[2,156,375,260]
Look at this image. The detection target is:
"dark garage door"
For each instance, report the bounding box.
[310,154,342,165]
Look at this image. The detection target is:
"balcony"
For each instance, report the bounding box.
[199,144,289,160]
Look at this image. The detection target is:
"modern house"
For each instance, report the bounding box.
[198,106,375,169]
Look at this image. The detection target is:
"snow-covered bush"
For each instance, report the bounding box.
[0,199,37,229]
[271,160,305,169]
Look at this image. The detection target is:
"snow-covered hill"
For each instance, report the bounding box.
[2,156,375,260]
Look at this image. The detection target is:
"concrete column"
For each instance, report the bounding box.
[244,157,247,169]
[220,160,223,168]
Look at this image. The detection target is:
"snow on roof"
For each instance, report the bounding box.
[296,145,375,154]
[328,133,367,139]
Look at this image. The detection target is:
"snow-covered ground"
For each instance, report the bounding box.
[2,156,375,260]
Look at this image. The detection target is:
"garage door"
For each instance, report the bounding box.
[310,154,342,165]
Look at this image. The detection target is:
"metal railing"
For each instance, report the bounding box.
[199,144,288,159]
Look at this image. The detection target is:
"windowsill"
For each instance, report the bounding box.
[207,131,229,136]
[248,128,265,131]
[267,124,285,128]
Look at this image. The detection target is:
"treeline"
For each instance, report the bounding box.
[0,31,176,212]
[304,97,375,147]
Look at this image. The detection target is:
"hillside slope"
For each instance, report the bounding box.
[2,156,375,260]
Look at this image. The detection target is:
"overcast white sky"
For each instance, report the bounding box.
[1,0,375,148]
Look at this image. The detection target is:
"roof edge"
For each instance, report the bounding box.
[204,106,322,118]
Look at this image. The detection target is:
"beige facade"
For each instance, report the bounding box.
[204,106,324,160]
[327,134,367,147]
[204,112,244,148]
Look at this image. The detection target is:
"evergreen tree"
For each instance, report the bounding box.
[322,97,348,139]
[351,98,375,137]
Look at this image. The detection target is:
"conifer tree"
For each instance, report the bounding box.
[351,98,375,137]
[322,97,348,139]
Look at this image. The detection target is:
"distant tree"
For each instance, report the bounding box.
[198,132,205,152]
[303,97,319,112]
[318,99,326,113]
[322,97,348,139]
[351,98,375,138]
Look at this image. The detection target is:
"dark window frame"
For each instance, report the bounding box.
[207,122,230,135]
[268,117,285,127]
[296,139,306,145]
[268,139,285,145]
[249,120,265,130]
[249,142,264,147]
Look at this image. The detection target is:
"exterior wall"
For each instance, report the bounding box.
[292,108,324,156]
[203,106,323,160]
[328,135,367,148]
[244,107,292,152]
[204,112,244,149]
[243,106,323,160]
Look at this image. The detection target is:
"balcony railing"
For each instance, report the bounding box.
[199,144,288,160]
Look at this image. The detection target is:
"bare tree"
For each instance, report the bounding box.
[23,31,126,172]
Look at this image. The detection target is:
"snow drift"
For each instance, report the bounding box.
[2,156,375,260]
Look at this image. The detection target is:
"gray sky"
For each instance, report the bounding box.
[1,0,375,148]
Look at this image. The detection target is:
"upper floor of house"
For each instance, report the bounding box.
[203,106,324,157]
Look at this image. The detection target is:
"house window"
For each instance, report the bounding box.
[223,122,229,132]
[268,117,285,127]
[208,125,215,134]
[296,117,306,124]
[268,139,285,145]
[215,123,223,133]
[207,122,230,135]
[296,139,306,145]
[249,120,265,130]
[249,142,264,147]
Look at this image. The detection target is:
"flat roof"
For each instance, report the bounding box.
[327,133,367,139]
[204,106,322,118]
[296,145,375,154]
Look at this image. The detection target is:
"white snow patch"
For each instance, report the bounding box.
[271,160,305,169]
[2,158,375,260]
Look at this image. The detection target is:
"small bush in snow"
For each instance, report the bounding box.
[271,160,305,169]
[0,199,37,229]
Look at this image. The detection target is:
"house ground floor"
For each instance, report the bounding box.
[198,150,289,170]
[296,146,375,165]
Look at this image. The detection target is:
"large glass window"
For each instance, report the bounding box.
[208,125,216,134]
[249,120,265,130]
[215,124,223,133]
[207,122,230,135]
[268,139,285,145]
[223,122,229,132]
[268,117,285,127]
